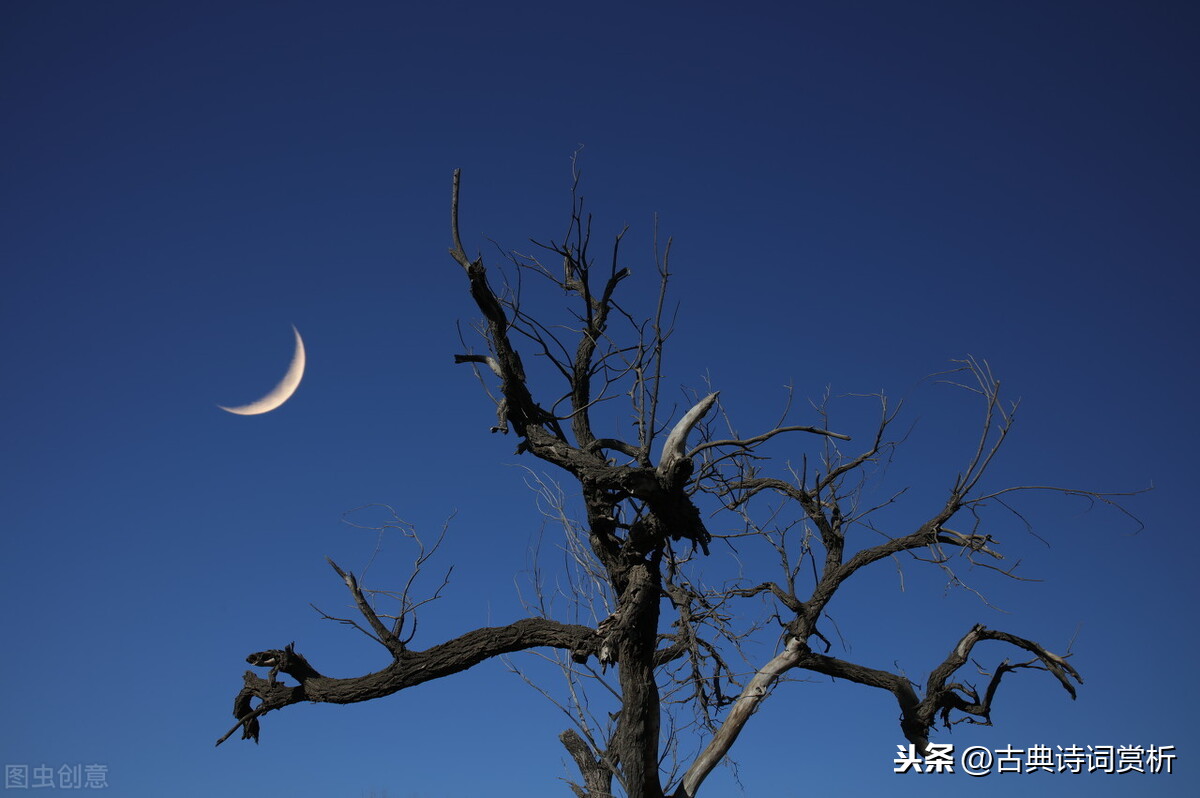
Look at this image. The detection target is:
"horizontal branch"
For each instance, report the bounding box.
[586,437,642,459]
[794,624,1081,755]
[688,423,851,460]
[795,649,927,752]
[453,353,503,377]
[219,617,599,746]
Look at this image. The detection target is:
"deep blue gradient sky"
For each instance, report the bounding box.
[2,2,1196,796]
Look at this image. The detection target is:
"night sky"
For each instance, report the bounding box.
[2,2,1196,796]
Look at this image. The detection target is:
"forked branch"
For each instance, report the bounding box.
[218,564,601,747]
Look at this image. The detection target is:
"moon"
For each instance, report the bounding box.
[218,325,306,415]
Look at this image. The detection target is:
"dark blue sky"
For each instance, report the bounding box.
[2,2,1196,796]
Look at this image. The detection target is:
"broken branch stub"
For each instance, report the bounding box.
[658,393,719,481]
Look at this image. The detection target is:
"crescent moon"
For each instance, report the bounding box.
[218,325,306,415]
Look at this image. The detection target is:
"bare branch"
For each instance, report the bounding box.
[325,558,406,658]
[673,638,806,797]
[220,616,600,746]
[688,423,851,461]
[453,352,503,377]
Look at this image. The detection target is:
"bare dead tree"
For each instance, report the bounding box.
[217,167,1142,797]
